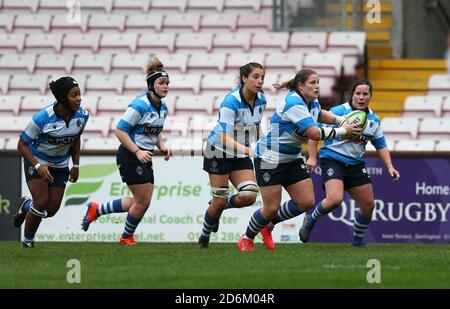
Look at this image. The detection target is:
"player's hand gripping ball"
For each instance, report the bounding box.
[341,110,367,140]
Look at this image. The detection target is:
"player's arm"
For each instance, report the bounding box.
[156,134,171,161]
[221,132,252,156]
[115,104,152,163]
[318,109,345,126]
[218,98,252,156]
[306,139,319,171]
[377,147,400,181]
[286,105,357,141]
[68,137,80,182]
[18,117,54,182]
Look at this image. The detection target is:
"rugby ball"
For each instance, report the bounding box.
[341,110,367,140]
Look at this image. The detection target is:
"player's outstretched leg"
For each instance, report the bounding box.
[351,212,371,248]
[237,209,270,252]
[82,199,124,232]
[299,201,329,243]
[262,200,305,249]
[198,210,220,248]
[119,213,141,245]
[13,196,32,228]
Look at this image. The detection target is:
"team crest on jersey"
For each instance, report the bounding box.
[327,168,334,177]
[136,166,143,176]
[263,172,271,182]
[28,166,35,175]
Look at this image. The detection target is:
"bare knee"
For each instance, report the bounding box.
[211,197,227,209]
[326,192,344,207]
[294,198,315,212]
[236,194,257,207]
[46,209,58,218]
[359,202,375,216]
[32,198,49,211]
[134,197,151,210]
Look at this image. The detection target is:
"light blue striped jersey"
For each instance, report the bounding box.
[116,92,168,151]
[255,90,321,164]
[207,86,266,158]
[20,102,89,168]
[319,102,387,165]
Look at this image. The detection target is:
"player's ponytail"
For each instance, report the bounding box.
[274,68,318,91]
[146,57,164,75]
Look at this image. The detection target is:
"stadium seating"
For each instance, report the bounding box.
[174,94,217,115]
[97,96,134,116]
[0,2,447,156]
[427,74,450,95]
[394,140,436,152]
[100,33,138,53]
[111,54,149,74]
[212,33,252,52]
[289,32,327,53]
[21,95,53,115]
[442,96,450,117]
[417,118,450,141]
[0,33,26,52]
[435,140,450,152]
[200,13,238,32]
[380,117,419,140]
[0,96,21,115]
[25,33,63,53]
[73,54,112,74]
[125,14,164,32]
[51,14,89,33]
[113,0,152,12]
[4,137,20,150]
[188,53,227,73]
[157,54,189,73]
[62,33,100,53]
[137,33,176,53]
[0,54,36,74]
[0,15,15,33]
[151,0,188,13]
[402,96,443,118]
[35,54,74,74]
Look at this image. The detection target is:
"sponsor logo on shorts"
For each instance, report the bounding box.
[136,166,143,176]
[28,166,35,175]
[263,172,270,182]
[327,168,334,177]
[362,168,367,174]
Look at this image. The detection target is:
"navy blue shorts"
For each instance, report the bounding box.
[255,158,310,187]
[320,158,371,191]
[117,145,154,185]
[203,143,254,175]
[24,161,69,188]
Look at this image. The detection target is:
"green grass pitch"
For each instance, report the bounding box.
[1,242,449,288]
